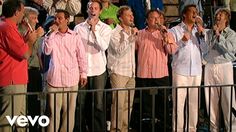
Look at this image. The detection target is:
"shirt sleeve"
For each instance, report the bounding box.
[164,32,178,54]
[110,29,135,57]
[216,30,236,53]
[42,33,56,55]
[3,27,28,59]
[76,34,87,78]
[93,24,112,51]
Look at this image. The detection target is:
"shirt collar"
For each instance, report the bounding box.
[4,18,18,29]
[84,19,103,28]
[55,28,73,34]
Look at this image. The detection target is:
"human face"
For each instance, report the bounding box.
[146,11,161,28]
[16,3,25,24]
[55,12,69,29]
[120,9,134,27]
[87,2,101,18]
[28,13,38,28]
[160,14,165,25]
[215,11,228,28]
[183,6,198,24]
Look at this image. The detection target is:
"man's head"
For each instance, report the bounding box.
[117,5,134,27]
[87,0,102,19]
[146,9,161,28]
[55,9,70,30]
[2,0,25,23]
[182,4,198,24]
[214,8,231,28]
[23,7,39,28]
[32,0,43,6]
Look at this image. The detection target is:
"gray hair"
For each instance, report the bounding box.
[24,6,39,18]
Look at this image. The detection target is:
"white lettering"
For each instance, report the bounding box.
[17,115,28,127]
[27,116,39,126]
[5,115,50,127]
[38,115,50,127]
[6,116,17,126]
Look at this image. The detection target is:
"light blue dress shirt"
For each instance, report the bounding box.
[169,22,202,76]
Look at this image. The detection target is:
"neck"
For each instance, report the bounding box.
[120,23,130,33]
[183,20,194,31]
[147,26,157,32]
[102,2,109,8]
[59,27,68,33]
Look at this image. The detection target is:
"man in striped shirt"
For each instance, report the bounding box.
[43,9,87,132]
[107,6,138,132]
[135,9,177,131]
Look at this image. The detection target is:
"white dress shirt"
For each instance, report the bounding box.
[107,24,136,77]
[74,20,112,76]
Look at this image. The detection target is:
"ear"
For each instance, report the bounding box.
[119,17,123,21]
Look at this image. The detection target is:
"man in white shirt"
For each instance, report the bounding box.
[74,1,112,132]
[107,5,138,132]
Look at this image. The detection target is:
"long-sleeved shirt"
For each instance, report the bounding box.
[43,29,87,87]
[136,28,177,78]
[169,22,202,76]
[43,0,81,22]
[107,24,136,77]
[74,20,112,76]
[203,27,236,64]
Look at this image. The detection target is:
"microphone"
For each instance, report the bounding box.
[156,23,167,33]
[44,29,53,36]
[130,22,135,28]
[24,18,34,32]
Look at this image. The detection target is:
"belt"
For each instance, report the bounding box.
[29,67,40,70]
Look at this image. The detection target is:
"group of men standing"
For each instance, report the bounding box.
[0,0,236,132]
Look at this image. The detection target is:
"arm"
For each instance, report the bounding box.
[91,25,112,51]
[76,35,87,87]
[110,30,135,57]
[215,30,236,53]
[164,32,178,55]
[65,0,81,16]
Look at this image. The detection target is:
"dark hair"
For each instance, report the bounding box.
[117,5,131,19]
[55,9,70,19]
[87,0,102,10]
[2,0,24,18]
[146,9,160,19]
[181,4,197,19]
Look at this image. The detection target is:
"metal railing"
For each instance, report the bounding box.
[0,84,235,132]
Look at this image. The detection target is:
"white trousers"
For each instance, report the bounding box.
[172,72,201,132]
[205,62,236,132]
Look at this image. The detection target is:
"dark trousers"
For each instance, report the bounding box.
[27,68,42,132]
[82,72,107,132]
[136,76,171,131]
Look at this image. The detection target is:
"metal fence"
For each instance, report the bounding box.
[0,85,235,132]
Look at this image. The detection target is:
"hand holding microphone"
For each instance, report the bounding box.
[87,14,96,31]
[130,23,138,35]
[213,24,220,37]
[45,24,58,36]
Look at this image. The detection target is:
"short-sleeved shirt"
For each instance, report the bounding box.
[0,18,29,87]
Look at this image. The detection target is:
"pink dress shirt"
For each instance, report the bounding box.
[43,29,87,87]
[136,28,177,78]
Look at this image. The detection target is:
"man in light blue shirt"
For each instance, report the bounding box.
[169,4,202,132]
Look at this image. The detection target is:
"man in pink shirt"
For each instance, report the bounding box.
[43,9,87,132]
[135,9,177,131]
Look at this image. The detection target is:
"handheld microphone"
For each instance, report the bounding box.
[24,18,34,32]
[44,29,53,36]
[156,23,167,33]
[130,22,135,28]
